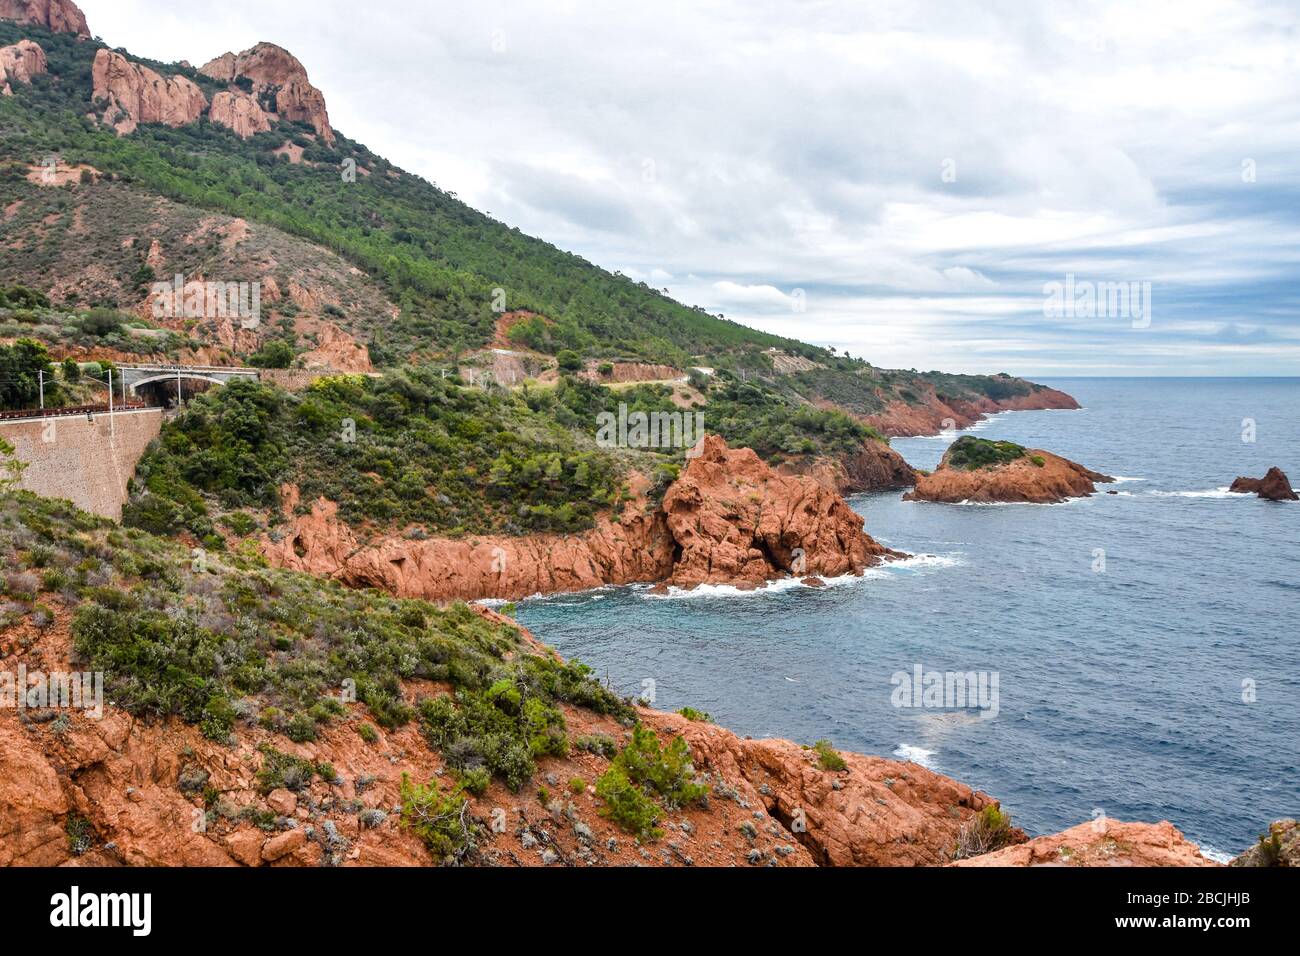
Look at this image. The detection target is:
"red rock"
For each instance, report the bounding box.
[224,829,264,867]
[0,38,45,95]
[208,90,272,139]
[91,50,207,136]
[953,819,1217,867]
[266,788,297,816]
[905,445,1112,504]
[663,435,902,588]
[0,0,89,36]
[778,440,917,493]
[200,43,334,145]
[865,383,1080,438]
[261,828,306,862]
[1229,467,1298,501]
[1231,818,1299,866]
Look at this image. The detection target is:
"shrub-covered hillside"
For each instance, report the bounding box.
[0,492,629,761]
[124,371,630,544]
[0,20,804,366]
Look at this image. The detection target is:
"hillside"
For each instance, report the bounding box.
[1,12,1072,423]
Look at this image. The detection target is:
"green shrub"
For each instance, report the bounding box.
[677,706,712,722]
[813,739,847,771]
[945,436,1027,471]
[398,773,475,862]
[457,767,491,796]
[595,765,662,839]
[1030,455,1046,467]
[256,745,320,794]
[608,724,706,811]
[66,814,95,856]
[575,734,618,759]
[357,723,379,744]
[953,805,1017,859]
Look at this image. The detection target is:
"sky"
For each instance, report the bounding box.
[77,0,1300,376]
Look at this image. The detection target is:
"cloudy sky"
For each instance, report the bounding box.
[80,0,1300,375]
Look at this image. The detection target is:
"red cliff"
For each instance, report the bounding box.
[200,43,335,145]
[262,437,901,601]
[662,434,902,588]
[0,37,44,95]
[91,49,208,136]
[0,0,89,36]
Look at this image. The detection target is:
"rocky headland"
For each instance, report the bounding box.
[263,435,903,602]
[905,436,1114,504]
[864,382,1080,438]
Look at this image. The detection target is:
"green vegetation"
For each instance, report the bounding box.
[595,765,663,839]
[255,745,329,794]
[0,338,58,410]
[813,739,847,771]
[65,814,94,856]
[953,804,1018,860]
[398,773,476,862]
[418,659,628,792]
[944,436,1028,471]
[677,706,712,722]
[1029,455,1046,468]
[0,490,623,748]
[0,21,801,366]
[596,724,707,838]
[124,372,624,540]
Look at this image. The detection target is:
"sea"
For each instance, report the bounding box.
[516,378,1300,859]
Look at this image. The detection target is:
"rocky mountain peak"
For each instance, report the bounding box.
[0,0,89,37]
[200,41,334,145]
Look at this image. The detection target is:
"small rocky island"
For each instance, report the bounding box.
[904,436,1114,504]
[1229,467,1298,501]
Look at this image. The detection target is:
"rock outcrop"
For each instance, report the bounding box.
[263,476,675,603]
[208,90,272,138]
[91,49,207,136]
[0,0,89,36]
[1231,818,1298,867]
[200,43,334,145]
[779,440,917,495]
[0,606,1010,868]
[662,435,902,588]
[865,383,1080,438]
[262,437,900,601]
[905,439,1113,504]
[0,37,44,95]
[1228,467,1298,501]
[953,819,1217,867]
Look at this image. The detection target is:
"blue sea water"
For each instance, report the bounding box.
[517,378,1300,858]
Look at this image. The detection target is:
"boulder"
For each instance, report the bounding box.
[1229,467,1298,501]
[0,38,45,95]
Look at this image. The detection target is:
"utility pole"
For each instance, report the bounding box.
[108,368,115,439]
[38,370,44,410]
[177,368,182,409]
